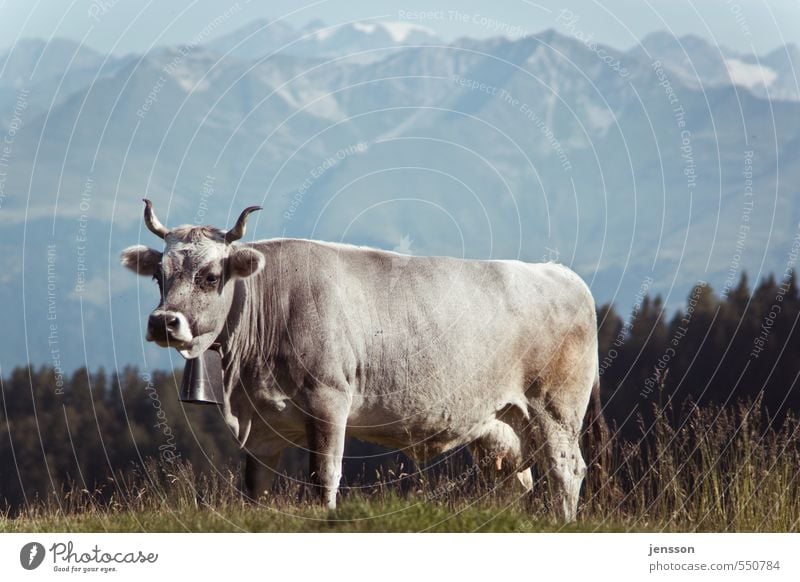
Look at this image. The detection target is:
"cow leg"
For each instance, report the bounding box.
[305,388,349,509]
[244,450,283,501]
[530,410,586,522]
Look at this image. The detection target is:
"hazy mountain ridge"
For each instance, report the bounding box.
[205,18,440,63]
[0,21,798,371]
[633,31,800,101]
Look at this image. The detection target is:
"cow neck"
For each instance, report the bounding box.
[215,278,247,386]
[217,271,278,388]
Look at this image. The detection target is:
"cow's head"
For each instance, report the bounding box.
[120,199,265,359]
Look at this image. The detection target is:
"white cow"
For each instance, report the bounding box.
[121,201,605,520]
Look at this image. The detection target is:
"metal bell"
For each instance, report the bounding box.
[179,348,224,405]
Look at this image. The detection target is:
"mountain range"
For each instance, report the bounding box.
[1,18,798,372]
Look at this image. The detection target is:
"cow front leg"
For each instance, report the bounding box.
[305,387,349,509]
[244,450,283,501]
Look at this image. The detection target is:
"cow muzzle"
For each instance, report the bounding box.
[146,310,193,347]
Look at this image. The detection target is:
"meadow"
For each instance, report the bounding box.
[3,395,798,533]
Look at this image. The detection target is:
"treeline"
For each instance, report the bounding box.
[0,366,240,512]
[2,271,799,512]
[597,272,800,439]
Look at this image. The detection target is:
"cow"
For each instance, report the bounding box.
[120,200,607,521]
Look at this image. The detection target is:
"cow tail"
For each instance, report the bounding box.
[581,369,611,491]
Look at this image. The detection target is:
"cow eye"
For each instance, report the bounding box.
[193,270,219,288]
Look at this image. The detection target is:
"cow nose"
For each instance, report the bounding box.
[148,312,179,332]
[146,310,192,345]
[148,313,162,330]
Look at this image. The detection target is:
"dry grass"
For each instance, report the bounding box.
[2,396,799,533]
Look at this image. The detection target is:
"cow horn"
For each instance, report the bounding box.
[142,198,169,239]
[225,206,262,243]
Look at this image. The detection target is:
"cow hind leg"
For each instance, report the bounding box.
[529,409,586,522]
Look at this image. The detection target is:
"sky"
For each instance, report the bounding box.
[0,0,798,57]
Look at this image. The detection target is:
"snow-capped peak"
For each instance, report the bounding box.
[312,20,437,44]
[374,21,437,43]
[725,58,777,90]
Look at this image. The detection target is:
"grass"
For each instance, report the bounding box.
[2,498,612,533]
[3,395,800,533]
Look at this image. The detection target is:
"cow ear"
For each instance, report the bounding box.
[120,245,162,276]
[228,246,265,279]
